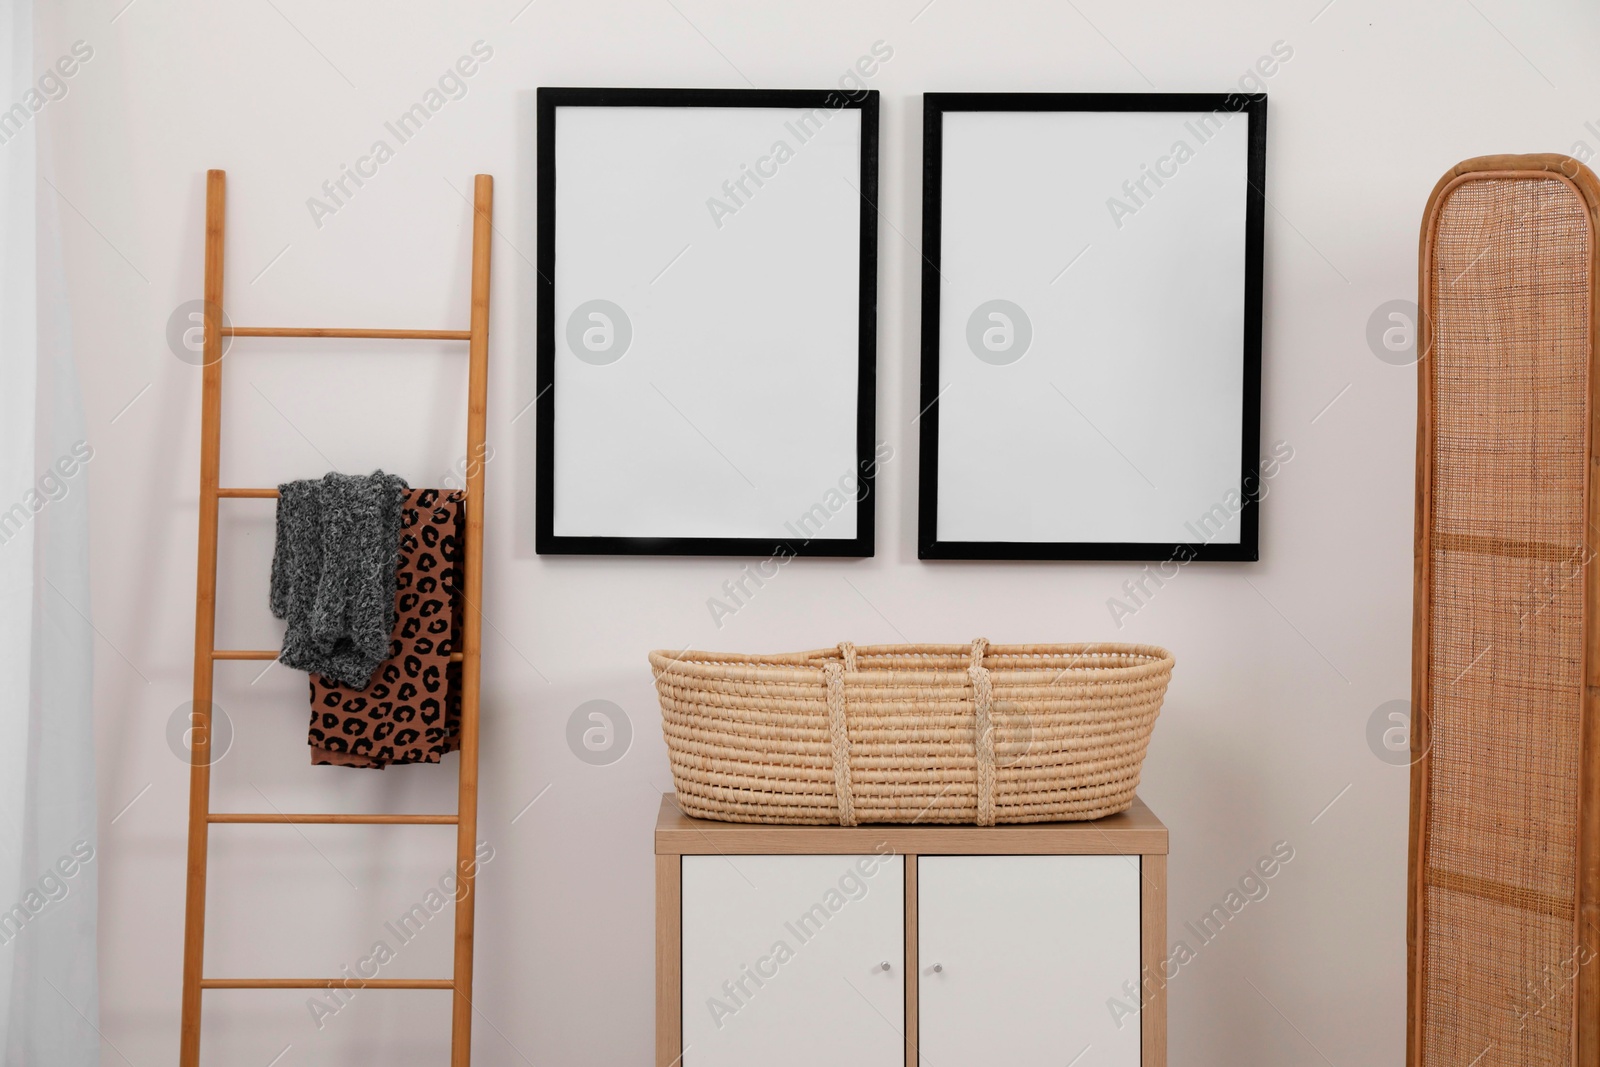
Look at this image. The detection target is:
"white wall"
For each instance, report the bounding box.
[36,0,1600,1062]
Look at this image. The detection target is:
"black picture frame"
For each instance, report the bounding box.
[917,92,1267,563]
[536,87,880,557]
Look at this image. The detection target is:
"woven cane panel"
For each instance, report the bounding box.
[1422,176,1590,1067]
[1423,887,1575,1064]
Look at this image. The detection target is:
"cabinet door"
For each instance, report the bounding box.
[918,855,1142,1067]
[681,853,904,1067]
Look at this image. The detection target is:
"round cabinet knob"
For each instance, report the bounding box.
[932,963,944,973]
[880,961,892,971]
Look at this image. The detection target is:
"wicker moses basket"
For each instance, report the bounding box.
[650,639,1173,826]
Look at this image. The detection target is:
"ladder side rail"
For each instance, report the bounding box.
[178,167,227,1067]
[449,172,493,1067]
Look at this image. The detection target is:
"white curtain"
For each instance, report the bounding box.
[0,0,98,1061]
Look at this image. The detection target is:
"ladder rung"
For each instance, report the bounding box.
[209,813,458,825]
[213,649,464,662]
[223,327,471,340]
[201,978,454,990]
[216,487,472,500]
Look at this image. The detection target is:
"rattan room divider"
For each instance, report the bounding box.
[1413,154,1600,1067]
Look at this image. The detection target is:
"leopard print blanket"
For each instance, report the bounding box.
[308,488,464,768]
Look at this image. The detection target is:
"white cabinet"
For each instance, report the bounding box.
[656,795,1167,1067]
[680,853,905,1067]
[917,855,1143,1067]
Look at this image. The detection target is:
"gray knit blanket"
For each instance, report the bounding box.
[270,471,409,689]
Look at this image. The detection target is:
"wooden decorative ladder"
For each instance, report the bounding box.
[178,169,493,1066]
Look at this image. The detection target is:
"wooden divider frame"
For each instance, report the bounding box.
[177,169,493,1067]
[1410,153,1600,1067]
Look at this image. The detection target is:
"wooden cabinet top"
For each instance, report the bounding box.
[653,794,1167,857]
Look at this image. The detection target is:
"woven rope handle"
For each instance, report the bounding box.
[824,660,857,826]
[970,637,996,826]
